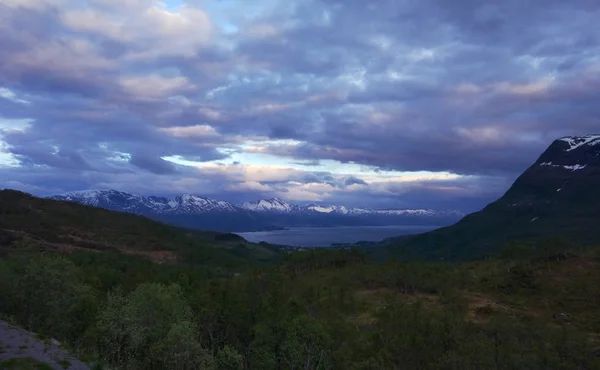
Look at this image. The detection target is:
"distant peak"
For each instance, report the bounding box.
[263,198,289,204]
[240,197,296,212]
[57,189,126,199]
[177,193,203,200]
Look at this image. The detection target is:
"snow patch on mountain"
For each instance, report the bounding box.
[240,198,297,213]
[564,164,586,171]
[52,190,239,214]
[169,194,239,213]
[51,190,464,219]
[307,205,350,214]
[559,135,600,152]
[540,162,587,171]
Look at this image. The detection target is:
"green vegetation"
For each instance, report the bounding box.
[0,189,281,269]
[0,358,54,370]
[1,244,599,369]
[378,166,600,261]
[1,189,600,369]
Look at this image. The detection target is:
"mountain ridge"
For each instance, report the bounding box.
[52,190,463,216]
[48,190,464,232]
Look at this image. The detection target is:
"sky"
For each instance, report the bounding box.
[0,0,599,211]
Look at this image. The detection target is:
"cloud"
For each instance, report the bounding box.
[0,0,599,210]
[344,176,367,186]
[129,154,177,174]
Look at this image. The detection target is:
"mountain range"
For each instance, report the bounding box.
[48,190,464,232]
[379,134,600,260]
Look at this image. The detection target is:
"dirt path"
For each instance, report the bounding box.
[0,321,90,370]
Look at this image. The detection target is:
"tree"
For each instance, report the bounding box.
[216,345,244,370]
[153,321,214,370]
[97,283,213,369]
[281,315,330,370]
[14,255,96,342]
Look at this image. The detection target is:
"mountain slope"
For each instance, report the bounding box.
[382,135,600,260]
[0,190,280,266]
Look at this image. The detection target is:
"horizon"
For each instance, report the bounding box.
[39,187,464,212]
[2,0,600,211]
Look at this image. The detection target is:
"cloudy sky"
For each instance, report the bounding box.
[1,0,598,211]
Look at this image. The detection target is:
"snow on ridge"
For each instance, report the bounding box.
[240,198,296,212]
[559,135,600,152]
[57,189,140,200]
[306,205,462,217]
[374,209,436,216]
[58,189,105,199]
[50,189,463,218]
[308,205,335,213]
[171,194,238,212]
[306,205,352,214]
[52,189,238,213]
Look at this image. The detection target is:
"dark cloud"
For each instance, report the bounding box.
[344,176,367,186]
[1,0,599,210]
[128,154,177,175]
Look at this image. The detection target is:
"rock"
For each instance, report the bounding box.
[553,312,570,322]
[50,338,61,346]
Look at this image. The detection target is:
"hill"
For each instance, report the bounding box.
[0,189,280,267]
[379,135,600,260]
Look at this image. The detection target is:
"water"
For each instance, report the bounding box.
[236,225,440,247]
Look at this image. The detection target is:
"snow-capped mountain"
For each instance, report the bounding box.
[238,198,463,218]
[240,198,299,213]
[559,134,600,152]
[164,194,239,213]
[51,190,240,214]
[49,190,465,232]
[243,199,464,218]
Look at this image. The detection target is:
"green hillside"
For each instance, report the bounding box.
[0,189,281,268]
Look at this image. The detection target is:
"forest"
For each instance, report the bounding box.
[1,238,599,369]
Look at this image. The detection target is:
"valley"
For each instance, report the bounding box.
[3,0,600,366]
[1,135,600,369]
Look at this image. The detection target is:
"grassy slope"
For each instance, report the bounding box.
[0,190,280,268]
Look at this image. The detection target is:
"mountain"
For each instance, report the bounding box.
[52,190,239,214]
[0,189,281,266]
[240,198,300,213]
[49,191,464,232]
[50,190,276,232]
[380,134,600,260]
